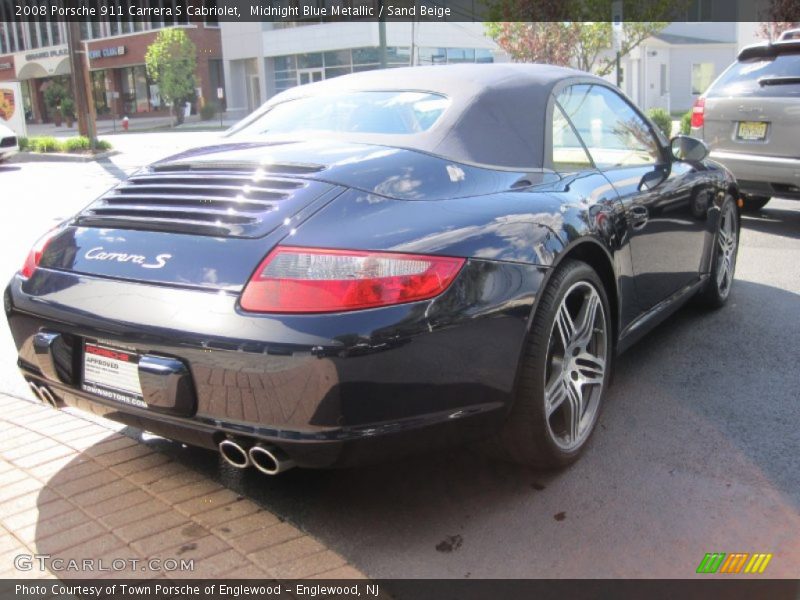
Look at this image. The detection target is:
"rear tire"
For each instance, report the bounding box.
[697,195,739,308]
[485,259,612,469]
[740,195,770,212]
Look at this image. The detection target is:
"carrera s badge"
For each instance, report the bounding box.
[84,247,172,269]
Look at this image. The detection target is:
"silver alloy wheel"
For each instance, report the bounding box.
[544,281,607,451]
[716,203,738,298]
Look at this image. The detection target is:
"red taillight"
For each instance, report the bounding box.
[20,230,57,279]
[240,246,465,313]
[691,97,706,129]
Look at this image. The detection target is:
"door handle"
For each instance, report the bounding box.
[629,206,649,230]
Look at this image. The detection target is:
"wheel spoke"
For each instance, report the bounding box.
[556,303,575,349]
[575,352,605,386]
[565,380,583,442]
[573,291,600,346]
[716,257,727,287]
[545,375,567,416]
[718,228,731,252]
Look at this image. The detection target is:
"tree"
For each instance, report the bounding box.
[484,22,579,66]
[758,0,799,39]
[145,28,197,125]
[485,0,686,78]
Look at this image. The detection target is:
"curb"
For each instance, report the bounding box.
[11,150,120,163]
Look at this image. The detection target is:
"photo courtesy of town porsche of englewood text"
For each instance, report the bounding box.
[0,1,799,598]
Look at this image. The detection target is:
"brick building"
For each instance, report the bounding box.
[0,14,223,123]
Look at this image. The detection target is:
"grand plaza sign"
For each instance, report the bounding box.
[14,45,70,79]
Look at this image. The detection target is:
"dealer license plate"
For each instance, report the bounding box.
[736,121,768,141]
[82,340,147,409]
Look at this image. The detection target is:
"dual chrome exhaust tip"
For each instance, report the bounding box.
[218,438,296,475]
[26,380,61,409]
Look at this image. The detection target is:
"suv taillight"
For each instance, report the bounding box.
[20,229,57,279]
[691,97,706,129]
[240,246,465,313]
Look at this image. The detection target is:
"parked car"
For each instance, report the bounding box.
[0,122,19,163]
[5,65,739,473]
[691,37,800,211]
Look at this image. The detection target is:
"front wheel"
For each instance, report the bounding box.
[486,260,612,468]
[697,195,739,308]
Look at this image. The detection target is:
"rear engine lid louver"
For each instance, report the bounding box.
[74,162,332,238]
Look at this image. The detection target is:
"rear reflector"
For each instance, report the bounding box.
[240,247,465,313]
[691,97,706,129]
[20,229,57,279]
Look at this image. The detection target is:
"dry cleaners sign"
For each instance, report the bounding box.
[88,46,126,60]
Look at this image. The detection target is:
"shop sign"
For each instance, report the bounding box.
[0,62,12,71]
[89,46,126,60]
[23,47,68,62]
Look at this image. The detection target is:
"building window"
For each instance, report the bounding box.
[208,59,225,109]
[691,63,715,95]
[120,65,154,114]
[418,47,494,66]
[686,0,712,21]
[91,70,110,115]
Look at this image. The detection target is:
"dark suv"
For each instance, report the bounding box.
[691,38,800,211]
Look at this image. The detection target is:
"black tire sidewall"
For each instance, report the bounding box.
[515,260,613,467]
[703,195,739,307]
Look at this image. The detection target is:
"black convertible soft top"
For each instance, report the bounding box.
[231,63,602,171]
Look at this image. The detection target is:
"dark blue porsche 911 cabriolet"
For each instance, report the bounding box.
[6,64,739,473]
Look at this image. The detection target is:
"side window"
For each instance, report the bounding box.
[557,84,661,169]
[551,103,593,172]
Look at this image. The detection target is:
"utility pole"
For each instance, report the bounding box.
[66,21,97,150]
[378,0,387,68]
[410,10,416,66]
[612,0,623,88]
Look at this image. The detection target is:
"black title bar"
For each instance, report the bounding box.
[3,0,797,23]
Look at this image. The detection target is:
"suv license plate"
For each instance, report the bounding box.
[737,121,767,141]
[82,340,147,409]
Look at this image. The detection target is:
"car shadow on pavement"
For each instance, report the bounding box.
[28,278,799,579]
[740,203,800,240]
[0,165,21,173]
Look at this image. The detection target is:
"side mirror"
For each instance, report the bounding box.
[670,135,709,162]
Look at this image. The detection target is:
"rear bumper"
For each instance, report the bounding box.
[5,261,544,468]
[709,150,800,199]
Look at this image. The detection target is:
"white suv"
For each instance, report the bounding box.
[0,122,19,163]
[691,39,800,211]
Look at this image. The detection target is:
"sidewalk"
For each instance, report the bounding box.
[0,393,365,580]
[24,114,239,138]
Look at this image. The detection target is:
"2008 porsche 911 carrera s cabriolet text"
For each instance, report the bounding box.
[5,64,740,473]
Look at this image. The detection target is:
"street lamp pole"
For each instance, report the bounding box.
[378,0,387,68]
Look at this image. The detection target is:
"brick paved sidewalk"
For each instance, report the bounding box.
[0,393,365,580]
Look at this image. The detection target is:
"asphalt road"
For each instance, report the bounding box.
[1,135,798,579]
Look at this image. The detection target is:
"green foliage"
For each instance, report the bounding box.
[30,137,63,153]
[24,136,113,154]
[42,80,70,111]
[17,137,28,151]
[60,97,75,118]
[62,137,90,152]
[647,108,673,138]
[145,28,198,124]
[199,101,218,121]
[681,110,692,135]
[485,0,688,76]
